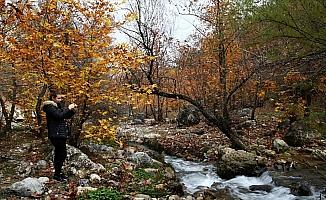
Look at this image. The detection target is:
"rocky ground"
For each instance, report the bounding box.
[0,129,185,199]
[0,109,326,199]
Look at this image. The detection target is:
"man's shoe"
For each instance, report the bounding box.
[60,173,68,180]
[53,174,67,182]
[53,174,62,181]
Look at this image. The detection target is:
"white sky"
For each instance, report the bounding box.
[171,4,199,42]
[113,0,200,43]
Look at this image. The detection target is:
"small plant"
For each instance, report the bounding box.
[134,168,154,180]
[132,168,166,197]
[78,188,123,200]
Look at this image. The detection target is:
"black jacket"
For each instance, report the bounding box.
[43,101,75,139]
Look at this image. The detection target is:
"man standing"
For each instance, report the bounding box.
[43,91,77,181]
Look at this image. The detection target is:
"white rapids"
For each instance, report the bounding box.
[165,156,321,200]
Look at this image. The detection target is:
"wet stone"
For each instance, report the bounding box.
[290,181,313,196]
[249,185,273,193]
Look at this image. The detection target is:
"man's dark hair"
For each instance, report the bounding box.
[49,90,58,101]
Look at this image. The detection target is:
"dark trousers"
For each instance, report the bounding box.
[49,138,67,176]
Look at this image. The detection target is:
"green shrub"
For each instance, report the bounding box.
[78,188,123,200]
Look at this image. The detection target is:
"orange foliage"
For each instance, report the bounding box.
[0,0,145,142]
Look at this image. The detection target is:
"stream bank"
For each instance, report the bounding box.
[118,122,326,199]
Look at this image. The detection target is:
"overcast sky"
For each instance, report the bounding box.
[113,0,200,44]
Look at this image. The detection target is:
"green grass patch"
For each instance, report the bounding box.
[132,168,166,197]
[78,188,123,200]
[134,168,156,180]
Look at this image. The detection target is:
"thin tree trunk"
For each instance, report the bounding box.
[0,95,8,137]
[35,84,48,138]
[68,97,88,147]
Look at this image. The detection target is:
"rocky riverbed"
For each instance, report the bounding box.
[118,121,326,199]
[0,120,325,199]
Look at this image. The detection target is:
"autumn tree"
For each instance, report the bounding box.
[251,0,326,119]
[0,2,27,135]
[120,0,176,122]
[119,0,267,150]
[0,0,144,145]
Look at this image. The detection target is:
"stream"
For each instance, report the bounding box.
[165,156,322,200]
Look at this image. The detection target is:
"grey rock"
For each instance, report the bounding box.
[290,181,313,196]
[107,180,119,187]
[66,145,105,172]
[216,148,267,179]
[273,139,289,153]
[168,195,180,200]
[134,194,151,200]
[10,177,45,197]
[70,166,77,175]
[36,160,47,169]
[16,161,33,177]
[38,177,49,184]
[129,152,153,166]
[271,172,303,188]
[89,174,101,183]
[84,143,114,153]
[164,167,176,179]
[184,196,194,200]
[236,120,256,129]
[117,150,125,158]
[194,188,234,200]
[176,106,200,127]
[237,108,252,119]
[284,120,321,147]
[78,179,90,187]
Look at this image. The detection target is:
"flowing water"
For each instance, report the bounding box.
[165,156,322,200]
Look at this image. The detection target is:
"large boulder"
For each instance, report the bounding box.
[129,152,153,166]
[216,148,267,179]
[66,145,105,172]
[176,106,200,127]
[284,120,321,147]
[273,139,289,153]
[79,142,115,158]
[10,177,48,197]
[290,181,313,196]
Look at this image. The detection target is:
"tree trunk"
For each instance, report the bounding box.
[69,119,83,147]
[0,79,18,136]
[152,89,247,150]
[35,84,48,138]
[217,120,247,150]
[68,98,88,147]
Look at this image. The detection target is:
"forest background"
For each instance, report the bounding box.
[0,0,325,150]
